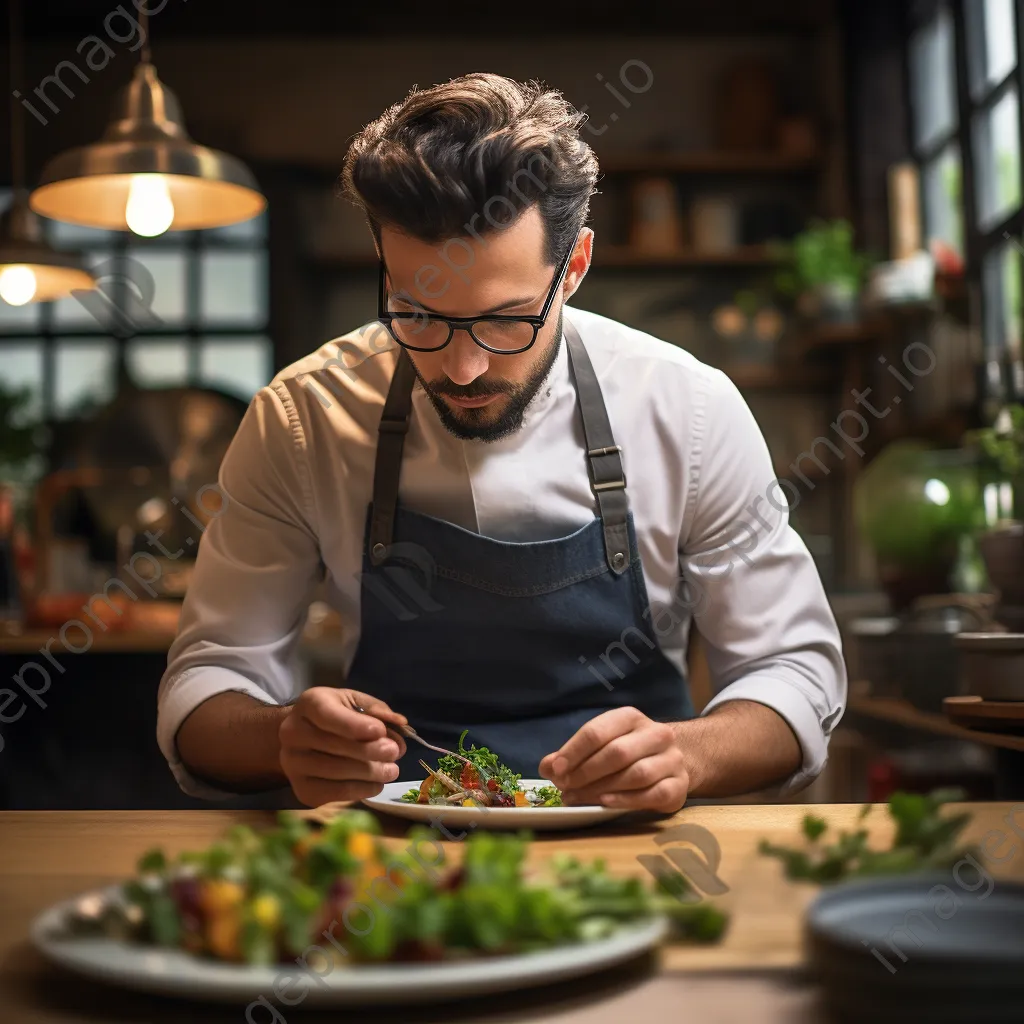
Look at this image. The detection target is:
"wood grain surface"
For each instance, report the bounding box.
[2,802,1022,1023]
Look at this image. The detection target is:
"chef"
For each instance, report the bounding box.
[158,73,846,813]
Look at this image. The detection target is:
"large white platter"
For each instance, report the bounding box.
[362,779,628,831]
[32,886,667,1006]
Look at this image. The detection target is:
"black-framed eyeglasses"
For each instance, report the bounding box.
[377,237,576,355]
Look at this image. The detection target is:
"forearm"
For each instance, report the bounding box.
[674,699,802,798]
[176,691,290,793]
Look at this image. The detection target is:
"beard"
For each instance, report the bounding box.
[413,309,563,443]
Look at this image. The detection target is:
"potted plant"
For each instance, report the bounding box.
[0,383,46,622]
[774,219,872,324]
[964,404,1024,613]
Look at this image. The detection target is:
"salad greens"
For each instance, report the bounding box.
[437,730,522,795]
[400,730,562,808]
[62,810,728,965]
[758,788,977,884]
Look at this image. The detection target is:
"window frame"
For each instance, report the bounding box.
[905,0,1024,406]
[0,194,272,422]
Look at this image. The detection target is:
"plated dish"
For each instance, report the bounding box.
[31,810,725,1006]
[366,780,628,831]
[400,731,563,808]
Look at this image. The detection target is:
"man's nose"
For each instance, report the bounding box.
[441,329,491,385]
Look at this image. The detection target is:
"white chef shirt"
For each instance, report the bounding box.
[157,305,847,799]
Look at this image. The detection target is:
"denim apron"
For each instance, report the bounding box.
[346,321,693,780]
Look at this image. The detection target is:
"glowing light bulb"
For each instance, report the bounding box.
[125,174,175,236]
[924,478,950,506]
[0,265,38,305]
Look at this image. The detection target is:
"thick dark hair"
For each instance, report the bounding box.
[340,73,599,265]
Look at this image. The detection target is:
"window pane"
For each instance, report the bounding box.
[0,341,45,419]
[203,210,268,243]
[123,248,189,327]
[0,286,42,330]
[54,339,117,419]
[198,336,272,400]
[43,216,115,247]
[910,7,958,149]
[966,0,1017,99]
[983,239,1023,361]
[51,250,118,328]
[126,338,190,387]
[974,87,1022,228]
[922,143,964,257]
[199,251,266,326]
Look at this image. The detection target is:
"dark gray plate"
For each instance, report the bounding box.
[805,874,1024,1024]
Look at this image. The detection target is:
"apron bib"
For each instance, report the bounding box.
[346,320,693,779]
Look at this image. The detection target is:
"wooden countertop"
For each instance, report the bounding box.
[1,802,1020,1022]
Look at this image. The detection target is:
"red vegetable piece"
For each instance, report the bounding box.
[460,764,479,788]
[487,778,499,792]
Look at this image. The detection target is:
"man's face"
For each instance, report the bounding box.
[379,206,591,441]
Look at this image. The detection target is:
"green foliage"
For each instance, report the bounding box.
[965,404,1024,481]
[436,730,522,796]
[759,788,976,885]
[774,219,872,296]
[104,810,731,965]
[533,785,563,807]
[0,383,45,492]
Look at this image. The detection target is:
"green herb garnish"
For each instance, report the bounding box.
[759,788,976,884]
[533,785,564,807]
[436,730,523,796]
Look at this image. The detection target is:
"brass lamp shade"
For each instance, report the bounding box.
[0,199,96,302]
[29,62,265,232]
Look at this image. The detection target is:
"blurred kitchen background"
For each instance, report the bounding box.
[1,0,1024,809]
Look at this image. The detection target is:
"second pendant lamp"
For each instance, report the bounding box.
[29,12,265,236]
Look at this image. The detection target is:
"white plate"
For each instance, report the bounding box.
[362,779,628,831]
[31,886,667,1006]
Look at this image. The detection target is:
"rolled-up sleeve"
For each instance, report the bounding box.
[157,382,322,797]
[680,369,847,797]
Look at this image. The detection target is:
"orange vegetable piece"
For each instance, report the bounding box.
[514,791,529,807]
[199,879,245,916]
[206,911,242,961]
[348,831,376,861]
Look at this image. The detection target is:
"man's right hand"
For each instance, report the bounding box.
[278,688,409,807]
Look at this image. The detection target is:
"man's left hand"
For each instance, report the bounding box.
[538,707,689,813]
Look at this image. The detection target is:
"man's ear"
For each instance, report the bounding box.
[563,228,594,299]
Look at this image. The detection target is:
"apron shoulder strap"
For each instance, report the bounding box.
[368,349,416,565]
[563,319,631,576]
[369,320,631,577]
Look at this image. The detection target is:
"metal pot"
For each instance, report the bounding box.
[851,595,1000,711]
[954,632,1024,701]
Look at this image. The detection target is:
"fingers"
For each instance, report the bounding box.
[298,688,407,750]
[561,750,686,808]
[554,722,675,792]
[349,690,409,731]
[280,690,410,809]
[282,714,403,762]
[597,776,689,814]
[282,749,400,786]
[291,777,389,808]
[542,707,645,780]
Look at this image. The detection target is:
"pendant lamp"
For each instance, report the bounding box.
[29,9,265,236]
[0,0,95,306]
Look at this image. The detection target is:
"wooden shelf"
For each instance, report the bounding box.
[726,365,832,390]
[310,245,782,271]
[848,692,1024,754]
[597,150,821,175]
[594,245,780,268]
